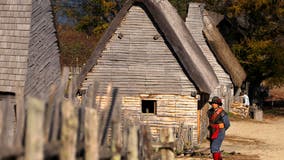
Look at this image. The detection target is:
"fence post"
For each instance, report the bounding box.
[127,126,138,160]
[14,86,25,147]
[139,125,153,160]
[0,100,3,145]
[44,84,57,142]
[160,128,175,160]
[24,97,45,160]
[60,100,78,160]
[111,94,121,160]
[1,97,15,147]
[101,87,118,146]
[84,107,99,160]
[51,67,69,141]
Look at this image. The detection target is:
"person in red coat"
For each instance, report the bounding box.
[207,96,230,160]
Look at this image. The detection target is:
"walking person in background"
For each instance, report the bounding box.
[207,96,230,160]
[243,91,250,107]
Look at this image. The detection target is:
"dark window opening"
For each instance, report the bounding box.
[141,100,157,114]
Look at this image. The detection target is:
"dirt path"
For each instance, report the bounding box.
[177,115,284,160]
[222,117,284,160]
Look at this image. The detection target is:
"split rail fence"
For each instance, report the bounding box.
[0,68,192,160]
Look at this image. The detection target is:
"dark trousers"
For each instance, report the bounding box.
[210,129,225,153]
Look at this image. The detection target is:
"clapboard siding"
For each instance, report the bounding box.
[24,0,61,98]
[0,0,32,93]
[78,1,220,145]
[82,6,196,95]
[120,95,198,143]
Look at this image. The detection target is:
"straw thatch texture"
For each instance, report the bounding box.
[203,10,246,87]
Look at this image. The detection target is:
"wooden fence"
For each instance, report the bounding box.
[0,67,190,160]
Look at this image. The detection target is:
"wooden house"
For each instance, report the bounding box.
[186,3,246,110]
[0,0,61,145]
[185,3,246,141]
[77,0,219,145]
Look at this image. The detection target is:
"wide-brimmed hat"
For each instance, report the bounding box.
[209,96,223,106]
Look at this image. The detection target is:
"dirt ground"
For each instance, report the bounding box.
[223,113,284,160]
[176,109,284,160]
[176,87,284,160]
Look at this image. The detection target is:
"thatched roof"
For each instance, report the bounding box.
[185,3,232,88]
[77,0,219,94]
[203,10,246,87]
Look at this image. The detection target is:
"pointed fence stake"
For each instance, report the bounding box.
[60,100,78,160]
[160,128,175,160]
[127,126,138,160]
[24,97,45,160]
[84,107,99,160]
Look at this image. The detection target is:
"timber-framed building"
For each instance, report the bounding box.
[77,0,220,145]
[0,0,61,145]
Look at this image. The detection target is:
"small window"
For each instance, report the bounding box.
[141,100,157,114]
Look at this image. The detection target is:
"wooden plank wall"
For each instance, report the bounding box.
[96,94,199,145]
[82,6,197,96]
[0,93,16,146]
[80,5,200,144]
[0,0,32,93]
[24,0,61,98]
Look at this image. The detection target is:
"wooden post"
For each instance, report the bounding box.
[175,124,184,155]
[51,67,69,141]
[24,97,45,160]
[14,86,25,147]
[60,100,78,160]
[0,100,3,144]
[127,126,138,160]
[99,84,112,145]
[44,84,57,142]
[139,125,153,160]
[101,87,118,146]
[1,97,15,147]
[111,94,121,160]
[160,128,175,160]
[197,109,201,144]
[84,107,99,160]
[0,101,4,146]
[254,109,263,121]
[86,81,99,109]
